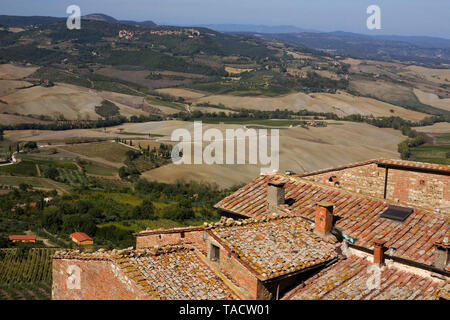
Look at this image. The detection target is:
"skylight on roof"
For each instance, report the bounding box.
[380,205,413,222]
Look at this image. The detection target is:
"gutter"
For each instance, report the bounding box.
[377,163,450,176]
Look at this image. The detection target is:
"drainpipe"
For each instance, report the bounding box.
[383,167,389,199]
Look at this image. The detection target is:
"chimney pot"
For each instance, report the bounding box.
[267,180,285,213]
[314,201,334,235]
[373,239,386,266]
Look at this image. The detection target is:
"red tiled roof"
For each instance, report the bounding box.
[283,255,449,300]
[53,246,238,300]
[377,158,450,173]
[208,216,338,281]
[214,174,450,268]
[9,235,36,241]
[135,226,204,237]
[70,232,93,242]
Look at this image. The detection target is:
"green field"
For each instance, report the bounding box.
[84,163,117,176]
[60,142,130,163]
[409,132,450,165]
[0,248,58,300]
[0,159,37,176]
[57,168,88,185]
[0,157,79,177]
[94,192,143,206]
[98,218,203,234]
[0,282,52,300]
[146,96,186,110]
[0,175,69,192]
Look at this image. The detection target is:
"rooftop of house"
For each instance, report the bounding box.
[70,232,93,242]
[215,174,450,270]
[8,235,36,241]
[53,246,237,300]
[207,214,339,281]
[283,255,450,300]
[298,158,450,177]
[134,226,204,237]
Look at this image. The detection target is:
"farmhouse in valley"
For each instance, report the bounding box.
[52,159,450,300]
[9,235,36,243]
[70,232,94,246]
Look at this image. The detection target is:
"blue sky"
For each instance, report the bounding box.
[2,0,449,38]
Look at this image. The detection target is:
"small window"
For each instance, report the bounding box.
[203,230,207,241]
[419,180,426,186]
[328,176,339,184]
[180,231,185,239]
[210,244,220,262]
[158,234,162,239]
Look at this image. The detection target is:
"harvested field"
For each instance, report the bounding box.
[403,66,450,85]
[190,106,236,114]
[415,122,450,134]
[157,88,428,121]
[140,121,405,188]
[0,80,33,96]
[0,114,50,126]
[0,82,150,121]
[225,66,253,75]
[413,89,450,111]
[0,64,38,79]
[156,88,205,99]
[4,129,115,143]
[95,67,192,89]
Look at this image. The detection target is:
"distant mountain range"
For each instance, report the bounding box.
[195,24,319,34]
[0,13,156,28]
[1,13,449,52]
[328,31,450,49]
[82,13,156,27]
[199,25,450,50]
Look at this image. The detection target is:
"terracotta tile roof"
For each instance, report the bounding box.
[70,232,93,242]
[207,215,338,281]
[214,174,450,268]
[53,246,237,300]
[376,158,450,174]
[283,255,449,300]
[298,159,378,177]
[135,226,204,237]
[8,235,36,241]
[298,158,450,177]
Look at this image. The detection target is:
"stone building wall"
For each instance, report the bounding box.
[304,163,449,211]
[52,259,150,300]
[206,235,259,300]
[135,228,208,254]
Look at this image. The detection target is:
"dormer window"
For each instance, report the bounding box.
[210,244,220,262]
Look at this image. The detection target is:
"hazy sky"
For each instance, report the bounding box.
[2,0,449,38]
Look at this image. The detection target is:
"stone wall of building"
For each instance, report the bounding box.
[206,235,259,300]
[136,228,208,254]
[304,163,449,211]
[52,259,150,300]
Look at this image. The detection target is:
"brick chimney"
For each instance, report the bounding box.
[433,238,449,269]
[267,181,285,213]
[373,239,386,266]
[314,201,334,235]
